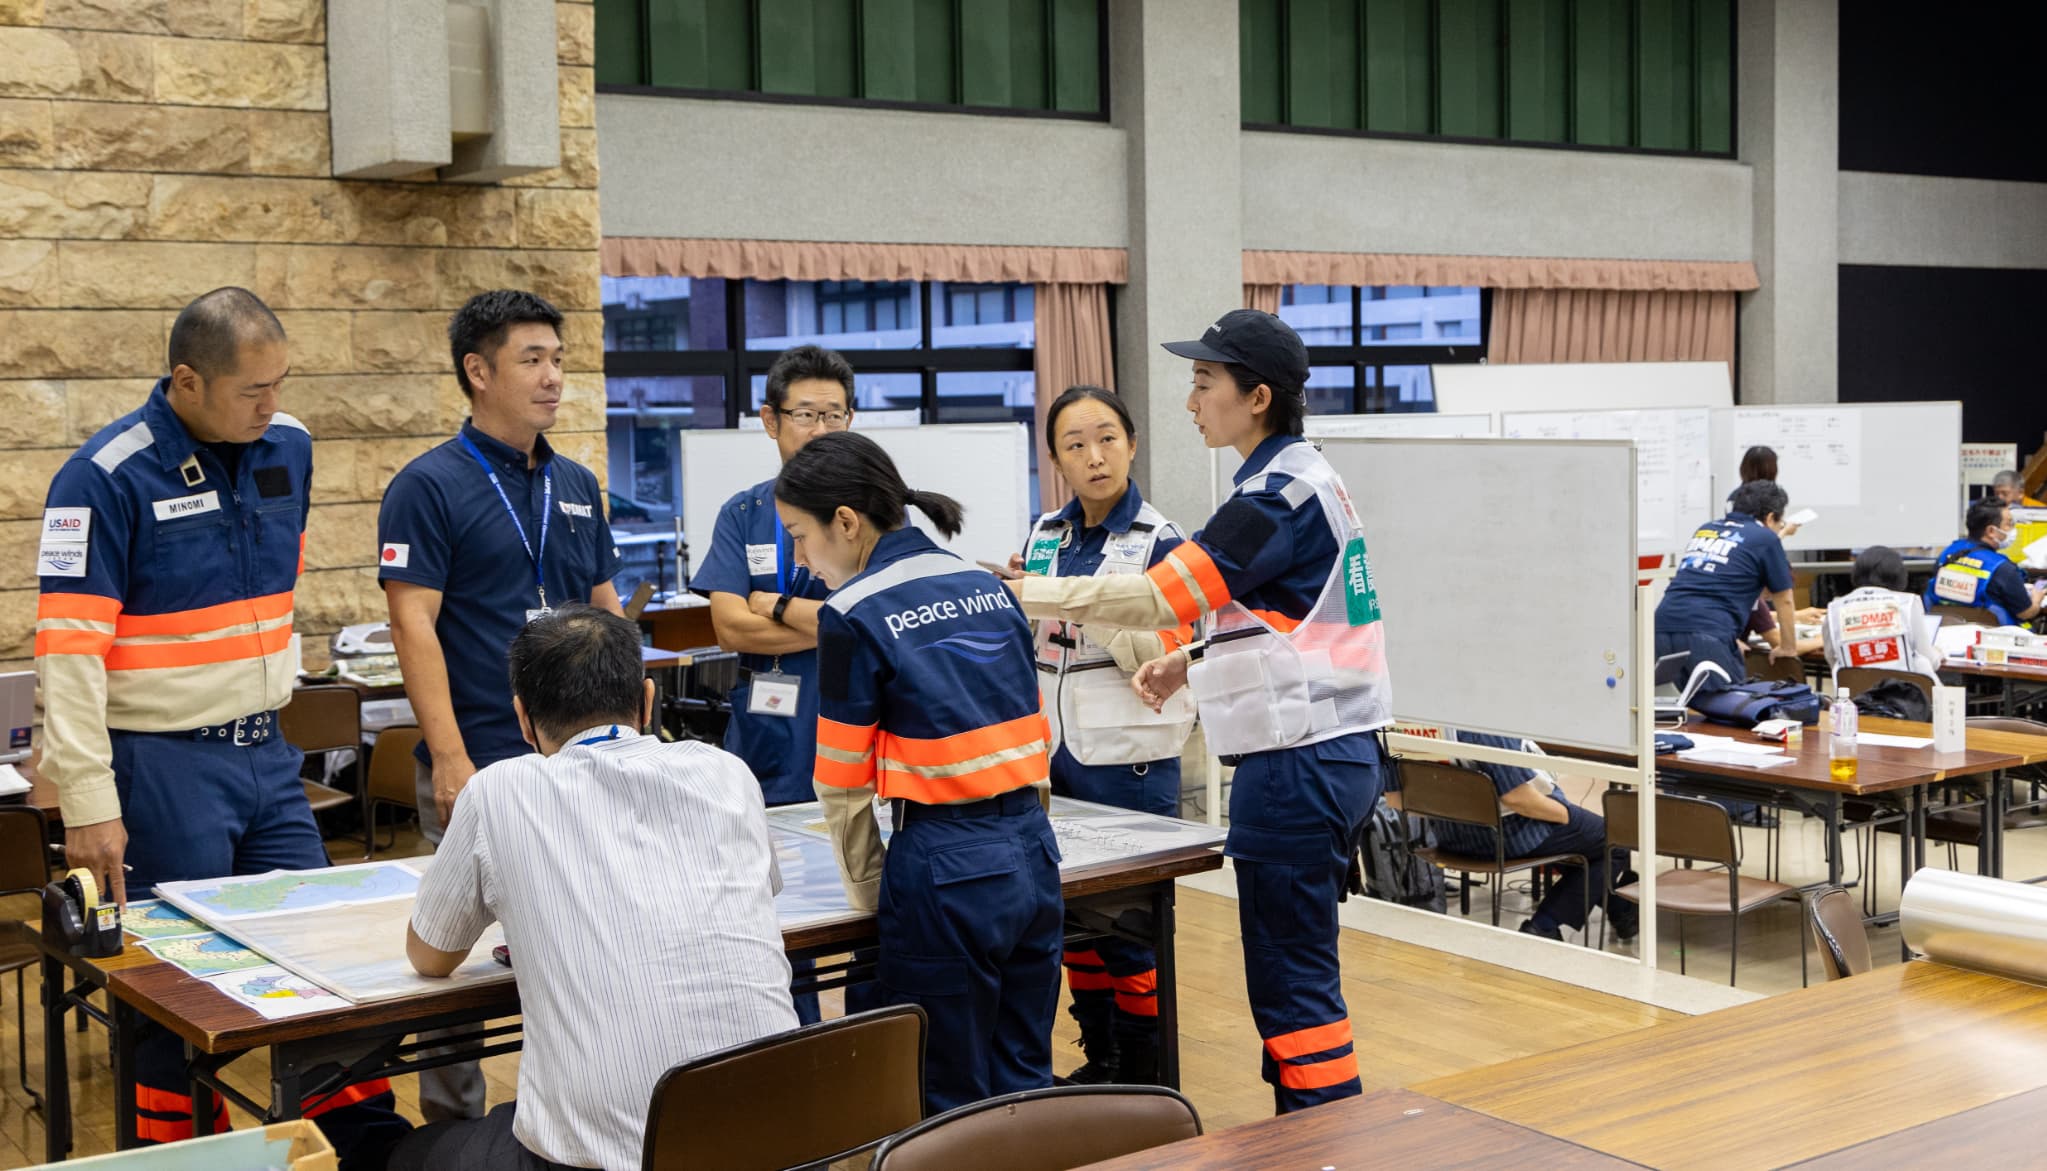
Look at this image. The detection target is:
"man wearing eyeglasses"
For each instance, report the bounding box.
[692,345,855,811]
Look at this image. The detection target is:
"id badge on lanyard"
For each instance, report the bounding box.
[749,658,800,718]
[459,434,553,619]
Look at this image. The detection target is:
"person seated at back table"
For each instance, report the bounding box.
[1656,481,1803,689]
[1925,498,2046,629]
[1993,469,2045,510]
[1396,731,1637,945]
[1824,546,1941,683]
[390,605,798,1171]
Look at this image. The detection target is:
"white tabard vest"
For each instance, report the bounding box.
[1825,586,1938,681]
[1186,442,1394,758]
[1028,503,1198,766]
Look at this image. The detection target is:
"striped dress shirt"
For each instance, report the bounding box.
[412,727,798,1170]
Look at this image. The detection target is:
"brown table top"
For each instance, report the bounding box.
[1945,656,2047,682]
[1861,715,2047,767]
[63,845,1221,1055]
[1415,961,2047,1171]
[1655,717,2019,793]
[1079,1087,1642,1170]
[1784,1083,2047,1168]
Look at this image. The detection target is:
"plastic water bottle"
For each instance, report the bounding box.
[1830,688,1859,781]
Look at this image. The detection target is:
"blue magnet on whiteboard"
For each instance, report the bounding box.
[1605,676,1617,689]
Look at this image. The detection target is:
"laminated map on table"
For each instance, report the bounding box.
[154,859,512,1005]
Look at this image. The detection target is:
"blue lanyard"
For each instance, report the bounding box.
[459,434,551,609]
[573,725,620,747]
[772,510,811,595]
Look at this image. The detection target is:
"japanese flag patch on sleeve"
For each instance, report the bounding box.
[380,542,410,569]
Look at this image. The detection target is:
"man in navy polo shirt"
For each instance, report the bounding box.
[1655,479,1801,689]
[377,289,622,1122]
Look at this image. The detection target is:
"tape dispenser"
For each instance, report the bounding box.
[43,867,122,958]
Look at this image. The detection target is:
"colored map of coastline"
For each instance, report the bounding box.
[179,864,419,919]
[143,933,269,978]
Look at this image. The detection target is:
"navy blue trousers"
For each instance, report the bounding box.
[876,790,1064,1113]
[112,729,410,1167]
[1227,733,1385,1114]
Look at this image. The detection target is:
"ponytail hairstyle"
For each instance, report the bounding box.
[1222,362,1307,439]
[774,431,965,539]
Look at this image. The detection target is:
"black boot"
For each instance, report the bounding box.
[1113,1028,1158,1085]
[1060,1025,1120,1085]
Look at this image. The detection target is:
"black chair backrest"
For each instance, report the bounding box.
[642,1004,926,1171]
[869,1085,1202,1171]
[1395,760,1502,831]
[1602,790,1739,870]
[0,805,51,897]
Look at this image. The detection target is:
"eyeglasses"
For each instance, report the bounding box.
[776,407,852,427]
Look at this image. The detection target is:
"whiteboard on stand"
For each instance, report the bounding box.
[1320,437,1641,754]
[1709,402,1963,551]
[1431,361,1733,421]
[1500,407,1712,556]
[680,423,1034,573]
[1209,413,1495,511]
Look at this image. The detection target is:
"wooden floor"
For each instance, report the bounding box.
[0,829,1679,1166]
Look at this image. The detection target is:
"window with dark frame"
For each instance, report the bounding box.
[1279,284,1489,414]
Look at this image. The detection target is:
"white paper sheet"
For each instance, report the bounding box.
[1677,749,1799,769]
[1672,733,1786,755]
[0,762,29,797]
[1854,732,1935,749]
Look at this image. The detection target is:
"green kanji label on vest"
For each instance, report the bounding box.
[1024,532,1063,575]
[1342,536,1381,627]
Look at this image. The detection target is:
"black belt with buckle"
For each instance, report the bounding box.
[188,711,279,746]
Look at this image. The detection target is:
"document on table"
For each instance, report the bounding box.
[1855,732,1935,749]
[1677,749,1798,769]
[1674,733,1787,755]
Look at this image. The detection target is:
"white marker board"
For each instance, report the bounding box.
[1209,414,1495,511]
[1432,361,1733,419]
[681,423,1033,572]
[1322,437,1641,753]
[1709,402,1963,551]
[1500,407,1712,556]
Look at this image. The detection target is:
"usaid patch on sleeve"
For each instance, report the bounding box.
[42,507,91,544]
[38,542,87,578]
[381,542,410,569]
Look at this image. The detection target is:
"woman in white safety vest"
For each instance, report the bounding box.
[1823,545,1941,685]
[1010,310,1391,1115]
[1010,385,1195,1087]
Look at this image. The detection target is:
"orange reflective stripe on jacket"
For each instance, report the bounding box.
[814,717,879,789]
[874,711,1050,803]
[34,628,115,657]
[1146,543,1232,627]
[105,625,294,671]
[113,590,294,637]
[37,592,122,624]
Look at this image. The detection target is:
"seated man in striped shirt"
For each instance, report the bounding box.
[390,605,798,1171]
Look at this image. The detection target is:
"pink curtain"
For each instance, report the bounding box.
[1032,283,1117,512]
[604,237,1127,284]
[1243,251,1758,292]
[1487,289,1739,365]
[1243,284,1282,314]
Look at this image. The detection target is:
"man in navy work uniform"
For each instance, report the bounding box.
[378,289,622,1123]
[1654,479,1803,690]
[1924,497,2045,627]
[34,288,405,1158]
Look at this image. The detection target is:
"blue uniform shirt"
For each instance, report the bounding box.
[691,477,833,805]
[1042,481,1184,583]
[1655,511,1794,638]
[1925,538,2031,626]
[377,421,621,768]
[1197,434,1340,624]
[1425,732,1568,859]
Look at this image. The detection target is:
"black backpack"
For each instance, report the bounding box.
[1690,679,1821,728]
[1852,680,1933,721]
[1346,796,1447,913]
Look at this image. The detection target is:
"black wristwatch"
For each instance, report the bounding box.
[771,593,794,625]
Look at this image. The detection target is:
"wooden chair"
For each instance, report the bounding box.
[364,724,424,859]
[281,684,365,856]
[1806,886,1872,981]
[1930,603,2006,628]
[0,805,52,1111]
[623,581,657,621]
[1400,759,1588,936]
[641,1004,926,1171]
[1744,648,1805,685]
[868,1085,1202,1171]
[1602,790,1801,985]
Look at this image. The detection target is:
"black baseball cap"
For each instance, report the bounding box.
[1162,309,1310,392]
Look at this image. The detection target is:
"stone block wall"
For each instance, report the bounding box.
[0,0,604,675]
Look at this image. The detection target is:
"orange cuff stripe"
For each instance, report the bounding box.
[1264,1018,1353,1062]
[304,1078,392,1117]
[115,590,293,637]
[1277,1053,1360,1090]
[814,754,876,790]
[1173,544,1231,611]
[38,592,122,623]
[1115,992,1160,1017]
[1068,971,1114,991]
[1064,949,1105,967]
[136,1085,193,1113]
[816,717,879,754]
[36,628,115,657]
[106,625,293,671]
[1157,628,1185,653]
[1112,971,1157,995]
[884,712,1050,768]
[1146,561,1203,627]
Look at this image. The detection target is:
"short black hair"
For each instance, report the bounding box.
[1739,445,1778,484]
[1730,479,1788,523]
[1044,385,1135,452]
[1967,496,2010,541]
[764,344,855,411]
[448,289,564,398]
[1222,362,1307,438]
[1852,546,1908,593]
[167,287,285,381]
[507,604,646,742]
[775,431,963,540]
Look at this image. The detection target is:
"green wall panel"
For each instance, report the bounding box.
[1695,0,1734,153]
[1570,0,1633,147]
[1051,0,1101,112]
[1362,0,1431,134]
[1435,0,1501,138]
[595,0,645,85]
[1505,0,1569,143]
[648,0,752,91]
[1242,0,1286,123]
[1636,0,1697,151]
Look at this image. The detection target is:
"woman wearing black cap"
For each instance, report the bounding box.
[1013,309,1392,1114]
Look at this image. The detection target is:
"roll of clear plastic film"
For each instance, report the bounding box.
[1902,869,2047,983]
